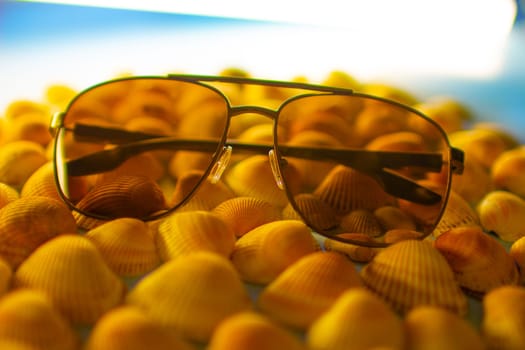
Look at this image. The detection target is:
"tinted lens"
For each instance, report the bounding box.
[54,77,229,223]
[276,94,452,246]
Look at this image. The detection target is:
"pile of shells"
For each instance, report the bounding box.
[0,67,524,349]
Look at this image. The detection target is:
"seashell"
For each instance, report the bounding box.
[360,240,468,315]
[1,112,52,147]
[0,140,48,190]
[0,182,19,210]
[365,131,427,153]
[282,193,339,232]
[443,156,493,206]
[0,340,38,349]
[362,83,418,105]
[0,289,79,350]
[482,285,525,350]
[86,306,196,350]
[124,115,175,136]
[13,235,125,325]
[171,170,235,211]
[323,233,378,263]
[175,100,228,139]
[111,89,177,125]
[432,190,480,238]
[510,236,525,284]
[0,196,77,268]
[4,99,49,120]
[286,111,355,147]
[413,97,471,134]
[404,305,486,350]
[86,218,160,277]
[155,210,236,262]
[314,165,395,216]
[322,70,361,90]
[306,288,405,350]
[231,220,319,284]
[208,311,306,350]
[339,209,383,237]
[94,152,166,185]
[236,123,274,145]
[434,226,519,296]
[477,190,525,242]
[212,197,281,237]
[374,205,417,231]
[257,251,363,330]
[491,146,525,197]
[126,251,252,343]
[225,155,301,208]
[449,128,510,169]
[168,151,215,181]
[0,257,11,296]
[44,84,77,110]
[383,229,427,244]
[473,122,518,149]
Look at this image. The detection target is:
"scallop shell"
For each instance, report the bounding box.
[339,209,383,237]
[447,156,493,206]
[282,193,339,232]
[414,96,472,135]
[0,257,11,296]
[126,251,252,343]
[374,205,417,231]
[314,165,394,216]
[323,233,378,263]
[286,111,354,146]
[510,236,525,284]
[94,152,166,185]
[306,288,405,350]
[169,151,219,180]
[1,112,52,147]
[0,289,79,350]
[365,131,426,153]
[383,229,427,244]
[404,306,486,350]
[0,182,19,210]
[4,99,49,120]
[86,306,196,350]
[212,197,281,237]
[433,226,519,296]
[86,218,160,277]
[208,311,306,350]
[0,140,48,190]
[482,285,525,350]
[257,251,363,330]
[362,83,418,105]
[491,146,525,197]
[360,240,468,315]
[231,220,319,284]
[44,84,77,110]
[0,196,77,268]
[13,235,125,325]
[322,70,361,90]
[449,128,510,169]
[432,190,480,238]
[155,210,236,262]
[477,190,525,242]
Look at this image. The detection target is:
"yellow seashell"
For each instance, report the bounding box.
[322,70,361,89]
[491,146,525,198]
[339,209,383,237]
[482,285,525,350]
[86,306,196,350]
[404,306,486,350]
[13,235,125,325]
[323,233,378,263]
[155,211,236,261]
[432,190,480,238]
[0,289,79,350]
[282,193,339,232]
[44,84,77,110]
[4,99,49,120]
[383,228,427,244]
[362,83,419,105]
[0,196,77,268]
[168,151,215,180]
[477,190,525,242]
[208,311,306,350]
[126,251,252,343]
[361,240,468,315]
[510,236,525,284]
[448,156,493,206]
[1,112,52,147]
[94,152,166,185]
[257,251,362,330]
[231,220,319,284]
[212,197,281,237]
[414,96,472,135]
[306,288,405,350]
[0,140,48,190]
[374,205,417,231]
[0,257,11,296]
[0,339,39,349]
[433,226,519,296]
[365,131,426,153]
[0,182,19,210]
[286,111,355,147]
[86,218,160,277]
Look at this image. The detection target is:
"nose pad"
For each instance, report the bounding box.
[208,145,232,183]
[268,149,285,190]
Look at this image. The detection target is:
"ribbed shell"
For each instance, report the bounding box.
[432,190,480,238]
[510,236,525,284]
[477,190,525,242]
[339,209,383,237]
[0,182,19,210]
[374,205,417,231]
[0,140,48,190]
[491,146,525,197]
[323,233,378,263]
[282,193,338,231]
[360,240,468,316]
[13,235,125,325]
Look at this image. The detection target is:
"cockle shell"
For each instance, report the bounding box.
[362,83,418,105]
[510,236,525,284]
[0,257,11,296]
[0,289,79,350]
[432,190,480,238]
[477,190,525,242]
[282,193,339,231]
[0,196,77,268]
[482,285,525,350]
[374,205,417,231]
[208,311,306,350]
[86,306,196,350]
[449,128,510,169]
[4,99,49,120]
[383,229,427,244]
[433,226,519,296]
[212,197,281,237]
[306,288,405,350]
[323,233,378,263]
[365,131,426,153]
[339,209,383,237]
[86,218,160,277]
[257,251,363,330]
[0,140,48,190]
[231,220,319,284]
[286,112,354,147]
[404,306,486,350]
[155,210,236,262]
[1,112,52,147]
[126,251,252,343]
[322,70,361,89]
[491,146,525,197]
[352,101,409,145]
[44,83,77,110]
[94,152,166,185]
[413,96,472,135]
[0,182,19,210]
[13,235,125,325]
[360,240,468,315]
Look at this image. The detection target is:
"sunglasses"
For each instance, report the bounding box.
[50,75,464,247]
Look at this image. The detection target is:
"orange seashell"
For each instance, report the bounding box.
[0,196,77,268]
[126,251,252,343]
[86,218,160,277]
[257,251,362,330]
[0,182,19,210]
[445,156,493,206]
[306,288,405,350]
[94,152,166,185]
[86,306,196,350]
[433,226,519,296]
[282,193,339,232]
[361,240,468,315]
[491,146,525,197]
[365,131,426,153]
[323,233,378,263]
[339,209,383,237]
[1,112,52,147]
[0,257,11,296]
[374,205,417,231]
[510,236,525,284]
[155,211,236,261]
[413,96,472,135]
[0,140,48,190]
[208,311,306,350]
[13,235,125,325]
[477,190,525,242]
[449,128,510,169]
[383,228,427,244]
[432,190,480,238]
[0,289,79,350]
[231,220,319,284]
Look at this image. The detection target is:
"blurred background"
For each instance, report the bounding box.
[1,0,524,140]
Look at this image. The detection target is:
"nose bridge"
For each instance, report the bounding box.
[230,105,278,120]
